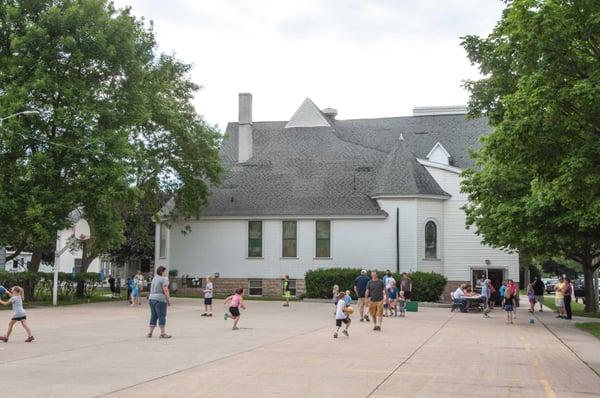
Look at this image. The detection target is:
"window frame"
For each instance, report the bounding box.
[424,220,438,259]
[282,220,298,258]
[248,279,263,296]
[315,220,331,258]
[159,224,167,259]
[247,221,263,258]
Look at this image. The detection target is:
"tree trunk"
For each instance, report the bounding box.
[583,262,599,313]
[5,248,22,262]
[28,248,43,272]
[75,242,96,298]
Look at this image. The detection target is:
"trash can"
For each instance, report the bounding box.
[406,301,419,312]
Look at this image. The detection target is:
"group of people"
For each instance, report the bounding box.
[545,275,573,320]
[453,279,521,323]
[331,270,413,338]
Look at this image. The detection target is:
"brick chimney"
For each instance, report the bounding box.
[238,93,252,162]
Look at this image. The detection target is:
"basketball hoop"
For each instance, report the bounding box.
[74,219,91,241]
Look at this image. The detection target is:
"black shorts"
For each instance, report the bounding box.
[229,306,240,317]
[403,291,412,300]
[336,317,350,327]
[204,298,213,305]
[12,316,26,321]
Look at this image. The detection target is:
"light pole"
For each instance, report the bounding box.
[0,110,40,269]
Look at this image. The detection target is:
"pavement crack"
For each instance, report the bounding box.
[365,313,456,398]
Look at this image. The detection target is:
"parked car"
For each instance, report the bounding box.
[545,279,559,294]
[573,279,600,303]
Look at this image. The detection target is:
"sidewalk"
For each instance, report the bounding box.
[532,301,600,377]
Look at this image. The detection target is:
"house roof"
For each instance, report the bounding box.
[200,104,489,218]
[372,136,449,198]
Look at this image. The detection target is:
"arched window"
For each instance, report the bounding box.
[425,221,437,259]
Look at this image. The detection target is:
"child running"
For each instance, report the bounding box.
[334,291,351,338]
[0,286,34,342]
[224,288,246,330]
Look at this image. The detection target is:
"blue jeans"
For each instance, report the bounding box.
[149,299,167,327]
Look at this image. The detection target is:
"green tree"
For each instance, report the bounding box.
[0,1,222,281]
[461,0,600,312]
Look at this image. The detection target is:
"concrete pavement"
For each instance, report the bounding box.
[1,298,600,397]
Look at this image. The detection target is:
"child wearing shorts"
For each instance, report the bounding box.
[224,288,246,330]
[386,281,399,317]
[130,280,140,306]
[334,291,351,339]
[398,290,406,317]
[0,286,34,342]
[503,288,514,324]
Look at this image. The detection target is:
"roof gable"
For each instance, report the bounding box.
[426,142,452,166]
[372,136,449,198]
[285,98,331,129]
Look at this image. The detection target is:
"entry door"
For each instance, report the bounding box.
[472,269,487,291]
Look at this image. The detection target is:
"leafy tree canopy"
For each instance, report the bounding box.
[0,0,222,272]
[461,0,600,311]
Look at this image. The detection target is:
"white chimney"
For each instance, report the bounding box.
[238,93,252,162]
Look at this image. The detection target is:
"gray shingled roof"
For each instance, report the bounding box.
[203,114,487,217]
[372,137,449,198]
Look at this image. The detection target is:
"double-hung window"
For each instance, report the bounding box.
[248,221,263,257]
[315,220,331,258]
[282,221,297,258]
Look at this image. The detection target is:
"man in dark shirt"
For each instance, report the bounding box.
[365,271,386,331]
[532,275,545,312]
[354,270,371,322]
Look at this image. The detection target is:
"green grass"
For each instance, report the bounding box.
[170,292,300,301]
[1,288,125,310]
[576,322,600,340]
[543,297,600,318]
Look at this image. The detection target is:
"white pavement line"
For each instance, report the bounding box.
[94,324,331,398]
[534,311,600,380]
[366,312,456,398]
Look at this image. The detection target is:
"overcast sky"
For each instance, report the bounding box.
[112,0,505,131]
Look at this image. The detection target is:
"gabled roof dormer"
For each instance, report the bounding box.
[426,142,452,166]
[285,98,331,129]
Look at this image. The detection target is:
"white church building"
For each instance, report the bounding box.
[155,94,518,297]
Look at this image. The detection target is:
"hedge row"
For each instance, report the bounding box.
[0,271,101,301]
[304,268,447,303]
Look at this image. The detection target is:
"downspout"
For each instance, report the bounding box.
[396,207,400,273]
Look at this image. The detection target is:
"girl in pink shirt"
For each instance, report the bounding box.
[224,288,246,330]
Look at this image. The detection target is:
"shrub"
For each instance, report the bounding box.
[0,271,102,301]
[0,271,40,301]
[304,268,447,302]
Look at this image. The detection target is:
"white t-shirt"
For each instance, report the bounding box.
[204,282,213,299]
[135,274,144,287]
[384,276,396,289]
[454,288,465,299]
[335,299,347,320]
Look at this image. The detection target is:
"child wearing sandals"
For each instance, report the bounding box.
[224,288,246,330]
[0,286,34,342]
[334,291,351,338]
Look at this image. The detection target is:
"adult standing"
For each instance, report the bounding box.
[562,278,573,320]
[147,266,171,339]
[481,279,492,318]
[400,272,413,301]
[108,274,116,298]
[554,276,566,318]
[365,271,386,331]
[353,270,371,322]
[202,276,214,316]
[532,275,545,312]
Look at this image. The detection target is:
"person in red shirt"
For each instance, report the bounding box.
[508,280,519,319]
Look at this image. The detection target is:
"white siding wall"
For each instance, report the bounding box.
[417,199,444,274]
[160,167,518,283]
[425,165,519,282]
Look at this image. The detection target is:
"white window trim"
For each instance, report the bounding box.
[423,218,441,260]
[246,220,264,259]
[314,219,333,259]
[281,220,298,259]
